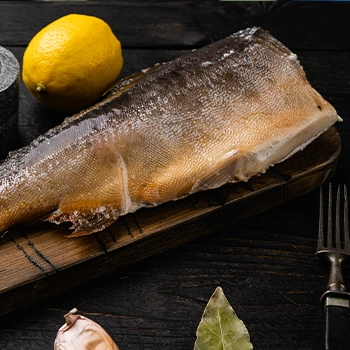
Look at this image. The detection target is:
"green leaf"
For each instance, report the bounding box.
[194,287,253,350]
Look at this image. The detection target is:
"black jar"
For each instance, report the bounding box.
[0,46,19,160]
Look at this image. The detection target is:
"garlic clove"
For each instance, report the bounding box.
[54,308,119,350]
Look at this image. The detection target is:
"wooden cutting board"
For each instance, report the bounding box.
[0,127,341,316]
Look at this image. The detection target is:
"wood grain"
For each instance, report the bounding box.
[0,127,341,316]
[0,224,332,349]
[0,1,350,50]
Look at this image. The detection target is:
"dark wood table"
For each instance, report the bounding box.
[0,1,350,349]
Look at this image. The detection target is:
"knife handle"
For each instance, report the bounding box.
[324,295,350,350]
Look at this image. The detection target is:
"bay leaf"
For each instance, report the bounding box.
[194,286,253,350]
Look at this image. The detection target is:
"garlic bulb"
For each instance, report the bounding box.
[54,308,119,350]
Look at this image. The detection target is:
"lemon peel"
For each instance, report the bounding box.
[22,14,123,112]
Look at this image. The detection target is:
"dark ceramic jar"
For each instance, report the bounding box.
[0,46,19,159]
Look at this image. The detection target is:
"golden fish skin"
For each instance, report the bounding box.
[0,27,341,236]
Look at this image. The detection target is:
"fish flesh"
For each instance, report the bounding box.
[0,27,341,237]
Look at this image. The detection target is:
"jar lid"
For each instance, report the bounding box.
[0,46,19,93]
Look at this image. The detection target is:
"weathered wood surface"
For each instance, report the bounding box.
[0,1,349,349]
[1,1,350,50]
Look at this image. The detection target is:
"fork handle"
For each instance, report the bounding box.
[323,292,350,350]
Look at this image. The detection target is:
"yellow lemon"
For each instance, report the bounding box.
[22,14,123,112]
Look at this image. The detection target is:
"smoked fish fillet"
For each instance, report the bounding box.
[0,27,341,236]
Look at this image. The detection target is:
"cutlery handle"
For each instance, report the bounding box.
[324,295,350,350]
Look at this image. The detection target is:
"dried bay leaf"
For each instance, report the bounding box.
[194,287,253,350]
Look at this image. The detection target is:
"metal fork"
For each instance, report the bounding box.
[316,183,350,350]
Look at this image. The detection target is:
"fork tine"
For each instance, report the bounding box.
[344,184,350,250]
[317,183,350,252]
[336,184,341,249]
[327,183,333,248]
[318,186,324,251]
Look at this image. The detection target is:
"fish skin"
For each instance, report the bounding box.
[0,27,341,236]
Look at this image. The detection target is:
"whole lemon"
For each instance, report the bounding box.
[22,14,123,112]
